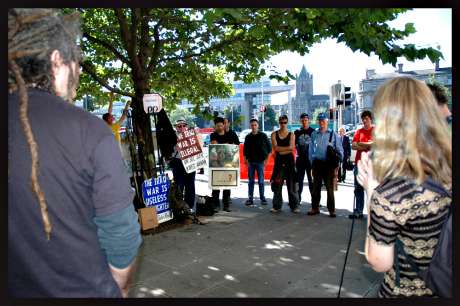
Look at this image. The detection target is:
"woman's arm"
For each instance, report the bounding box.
[358,152,394,273]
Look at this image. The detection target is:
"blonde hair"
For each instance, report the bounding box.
[372,77,451,187]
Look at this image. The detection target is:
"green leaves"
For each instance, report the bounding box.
[74,8,445,111]
[404,22,416,34]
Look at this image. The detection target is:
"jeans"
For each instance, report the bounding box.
[248,162,265,201]
[170,158,196,209]
[353,166,365,214]
[296,158,313,202]
[311,160,336,212]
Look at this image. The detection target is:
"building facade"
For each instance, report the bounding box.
[359,63,452,114]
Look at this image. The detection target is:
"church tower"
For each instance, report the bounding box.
[292,65,313,119]
[296,64,313,98]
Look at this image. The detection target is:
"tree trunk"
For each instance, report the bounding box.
[131,92,157,181]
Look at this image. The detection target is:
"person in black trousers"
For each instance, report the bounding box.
[210,117,240,212]
[294,113,315,203]
[270,115,300,213]
[308,113,343,217]
[169,118,196,209]
[337,127,351,182]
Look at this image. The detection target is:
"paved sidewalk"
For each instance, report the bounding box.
[128,174,382,298]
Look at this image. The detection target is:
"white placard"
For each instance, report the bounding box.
[208,144,240,190]
[176,128,207,173]
[143,93,163,113]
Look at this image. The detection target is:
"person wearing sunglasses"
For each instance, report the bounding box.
[270,115,300,213]
[169,118,197,211]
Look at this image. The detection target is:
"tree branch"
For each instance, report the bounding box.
[81,61,135,98]
[147,18,163,74]
[82,32,131,66]
[131,8,140,60]
[114,9,136,64]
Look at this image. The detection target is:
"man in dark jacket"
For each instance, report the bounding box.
[338,127,351,182]
[294,113,315,203]
[243,118,272,206]
[8,9,141,297]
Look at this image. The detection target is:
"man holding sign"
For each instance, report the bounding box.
[168,118,198,210]
[210,117,240,212]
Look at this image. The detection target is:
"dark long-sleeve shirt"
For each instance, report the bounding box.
[243,132,272,163]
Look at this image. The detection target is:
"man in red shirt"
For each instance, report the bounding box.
[349,110,373,219]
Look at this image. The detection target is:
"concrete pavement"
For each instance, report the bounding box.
[128,170,383,298]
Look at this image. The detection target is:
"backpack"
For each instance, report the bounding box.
[168,180,205,225]
[196,195,215,216]
[326,131,340,168]
[394,179,452,297]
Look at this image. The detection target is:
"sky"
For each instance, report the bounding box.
[267,8,452,101]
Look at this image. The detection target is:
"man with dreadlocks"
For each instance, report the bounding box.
[8,9,142,297]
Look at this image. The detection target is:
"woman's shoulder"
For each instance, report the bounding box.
[374,177,418,200]
[374,176,450,214]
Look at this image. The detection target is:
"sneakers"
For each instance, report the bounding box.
[270,208,281,213]
[329,211,336,218]
[292,208,300,214]
[307,209,320,216]
[261,198,268,205]
[245,199,254,206]
[348,213,364,219]
[223,207,231,212]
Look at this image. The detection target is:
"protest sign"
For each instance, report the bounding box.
[141,174,173,223]
[176,128,207,173]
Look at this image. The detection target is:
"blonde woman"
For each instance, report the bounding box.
[357,77,451,297]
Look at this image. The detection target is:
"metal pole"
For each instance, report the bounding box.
[151,111,164,174]
[261,80,265,132]
[231,104,234,129]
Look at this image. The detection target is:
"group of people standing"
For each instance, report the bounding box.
[243,111,348,218]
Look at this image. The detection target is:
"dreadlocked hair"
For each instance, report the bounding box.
[8,9,82,240]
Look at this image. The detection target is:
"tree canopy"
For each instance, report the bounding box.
[74,8,443,112]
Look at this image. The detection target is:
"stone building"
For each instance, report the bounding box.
[359,63,452,113]
[290,65,329,121]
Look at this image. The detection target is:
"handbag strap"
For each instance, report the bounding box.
[328,130,333,144]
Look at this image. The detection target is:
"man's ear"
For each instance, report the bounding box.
[50,50,63,72]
